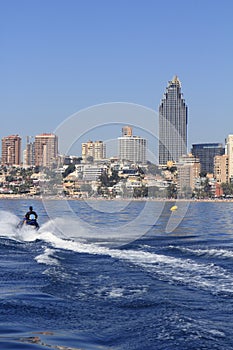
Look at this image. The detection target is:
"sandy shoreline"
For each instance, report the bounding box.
[0,194,233,203]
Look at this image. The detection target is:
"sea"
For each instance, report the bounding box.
[1,198,233,350]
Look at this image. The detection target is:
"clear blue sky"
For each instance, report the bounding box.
[0,0,233,155]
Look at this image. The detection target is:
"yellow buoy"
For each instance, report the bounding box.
[170,205,178,211]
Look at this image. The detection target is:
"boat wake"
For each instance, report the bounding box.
[169,245,233,260]
[32,233,233,297]
[1,211,233,296]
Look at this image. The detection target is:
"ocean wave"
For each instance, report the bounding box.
[169,245,233,259]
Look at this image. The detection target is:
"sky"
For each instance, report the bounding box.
[0,0,233,157]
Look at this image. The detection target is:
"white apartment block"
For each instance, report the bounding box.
[118,136,146,164]
[226,135,233,182]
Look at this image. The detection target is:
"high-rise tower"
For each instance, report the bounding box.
[1,134,21,166]
[118,126,146,164]
[159,76,188,165]
[34,133,58,167]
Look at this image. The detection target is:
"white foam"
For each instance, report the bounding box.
[0,210,42,242]
[35,248,59,266]
[170,246,233,259]
[96,285,147,299]
[1,211,233,295]
[34,230,233,295]
[105,287,124,298]
[0,210,20,239]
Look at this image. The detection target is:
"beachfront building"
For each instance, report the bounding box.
[191,143,225,174]
[177,154,200,196]
[1,134,21,166]
[214,154,229,184]
[82,140,106,162]
[225,135,233,182]
[118,126,147,164]
[82,164,106,181]
[159,76,188,165]
[34,133,58,167]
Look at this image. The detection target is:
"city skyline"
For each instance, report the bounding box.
[1,100,233,164]
[0,71,232,163]
[0,1,232,151]
[2,128,233,169]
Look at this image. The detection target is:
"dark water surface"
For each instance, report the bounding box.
[1,199,233,349]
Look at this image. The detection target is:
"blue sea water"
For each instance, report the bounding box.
[1,199,233,349]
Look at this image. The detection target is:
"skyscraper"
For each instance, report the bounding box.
[159,76,188,165]
[118,127,146,164]
[1,134,21,166]
[34,133,58,167]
